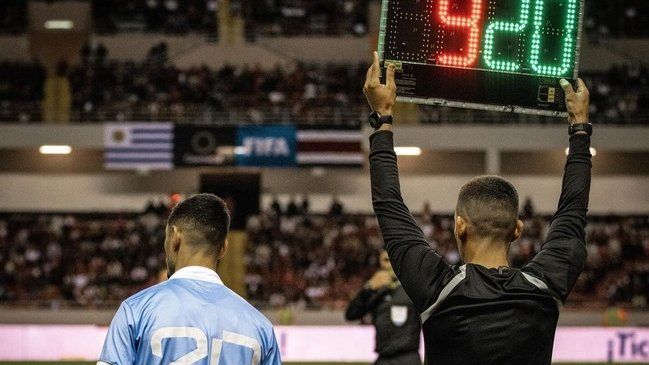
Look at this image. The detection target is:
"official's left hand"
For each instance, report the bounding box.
[560,78,590,124]
[363,51,397,116]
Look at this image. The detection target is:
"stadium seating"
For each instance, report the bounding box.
[1,208,647,310]
[0,59,647,124]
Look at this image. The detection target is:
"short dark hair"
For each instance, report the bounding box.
[456,176,519,241]
[167,193,231,255]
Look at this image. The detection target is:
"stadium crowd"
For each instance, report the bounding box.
[0,0,368,37]
[0,58,647,124]
[92,0,218,34]
[93,0,369,37]
[584,0,649,39]
[1,202,648,310]
[64,56,369,124]
[0,61,44,123]
[2,0,649,38]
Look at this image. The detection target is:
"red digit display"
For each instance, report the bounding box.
[436,0,484,67]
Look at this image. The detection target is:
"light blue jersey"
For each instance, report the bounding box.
[98,266,281,365]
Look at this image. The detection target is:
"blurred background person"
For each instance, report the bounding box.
[345,250,422,365]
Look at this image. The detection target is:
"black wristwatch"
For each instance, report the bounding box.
[568,122,593,136]
[368,111,393,129]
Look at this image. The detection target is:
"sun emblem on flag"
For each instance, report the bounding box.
[112,129,126,143]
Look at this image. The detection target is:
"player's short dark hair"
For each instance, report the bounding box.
[456,175,519,242]
[167,193,231,254]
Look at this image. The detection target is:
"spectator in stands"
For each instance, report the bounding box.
[269,195,282,217]
[80,41,109,66]
[285,196,299,217]
[521,197,535,219]
[329,195,344,216]
[299,194,310,215]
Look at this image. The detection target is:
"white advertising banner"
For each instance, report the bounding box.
[0,325,647,363]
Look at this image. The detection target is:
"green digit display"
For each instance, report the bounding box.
[483,0,531,71]
[529,0,579,76]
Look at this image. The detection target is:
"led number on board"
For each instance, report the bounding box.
[388,0,580,77]
[482,0,531,71]
[529,0,579,76]
[436,0,484,67]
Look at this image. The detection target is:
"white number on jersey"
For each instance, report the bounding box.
[150,326,261,365]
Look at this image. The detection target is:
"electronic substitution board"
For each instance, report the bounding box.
[378,0,584,116]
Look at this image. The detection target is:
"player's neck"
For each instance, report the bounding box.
[462,240,509,269]
[176,251,218,273]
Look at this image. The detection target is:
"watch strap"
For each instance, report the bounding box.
[569,122,593,136]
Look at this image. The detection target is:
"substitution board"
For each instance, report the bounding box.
[378,0,585,116]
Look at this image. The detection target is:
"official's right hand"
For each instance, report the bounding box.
[560,78,590,124]
[363,51,397,117]
[366,270,394,290]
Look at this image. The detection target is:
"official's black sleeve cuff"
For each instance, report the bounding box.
[369,130,394,153]
[568,133,591,155]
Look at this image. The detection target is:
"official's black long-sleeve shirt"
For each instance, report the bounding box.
[369,130,591,365]
[345,283,421,358]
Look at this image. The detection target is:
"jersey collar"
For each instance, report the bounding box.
[168,266,224,285]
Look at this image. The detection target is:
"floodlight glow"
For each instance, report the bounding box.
[39,145,72,154]
[564,147,596,156]
[44,20,74,30]
[395,147,422,156]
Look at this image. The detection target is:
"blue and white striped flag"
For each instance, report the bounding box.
[104,123,174,170]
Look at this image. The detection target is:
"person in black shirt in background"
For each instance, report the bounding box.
[345,250,422,365]
[363,52,592,365]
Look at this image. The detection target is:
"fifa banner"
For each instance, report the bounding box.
[236,125,298,167]
[104,124,364,169]
[1,325,648,362]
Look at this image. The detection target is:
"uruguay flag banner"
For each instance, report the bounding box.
[104,123,174,170]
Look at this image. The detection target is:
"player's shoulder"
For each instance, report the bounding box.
[221,286,274,328]
[121,281,169,308]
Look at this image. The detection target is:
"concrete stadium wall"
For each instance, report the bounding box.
[1,124,648,214]
[1,34,647,71]
[0,172,648,214]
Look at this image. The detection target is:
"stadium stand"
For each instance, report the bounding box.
[1,207,648,310]
[1,0,647,124]
[3,0,649,38]
[0,0,26,34]
[584,0,649,38]
[0,59,647,124]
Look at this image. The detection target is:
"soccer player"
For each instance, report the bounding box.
[97,194,281,365]
[363,52,592,365]
[345,250,422,365]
